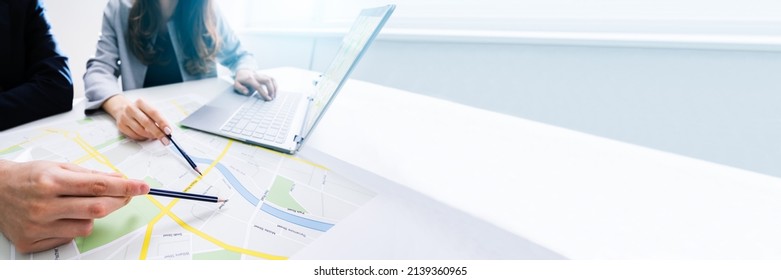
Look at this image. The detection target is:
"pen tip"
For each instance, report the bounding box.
[218,199,228,203]
[195,167,203,176]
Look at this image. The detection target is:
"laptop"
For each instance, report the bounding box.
[181,4,395,154]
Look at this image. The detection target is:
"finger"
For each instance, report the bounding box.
[127,104,165,139]
[64,167,127,182]
[54,171,149,197]
[255,74,277,99]
[107,172,125,178]
[50,196,133,220]
[122,117,150,140]
[256,86,271,101]
[233,80,250,95]
[59,163,109,175]
[268,77,278,99]
[124,122,148,140]
[122,127,145,140]
[245,78,271,101]
[59,164,124,179]
[135,99,171,137]
[48,219,95,238]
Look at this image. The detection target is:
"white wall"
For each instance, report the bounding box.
[239,32,781,179]
[356,41,781,179]
[43,0,108,98]
[235,0,781,36]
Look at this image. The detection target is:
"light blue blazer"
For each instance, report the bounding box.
[84,0,257,111]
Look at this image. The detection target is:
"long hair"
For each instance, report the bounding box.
[128,0,220,75]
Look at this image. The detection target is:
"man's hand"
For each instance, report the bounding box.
[0,160,149,253]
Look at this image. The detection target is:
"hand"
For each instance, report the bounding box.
[234,69,278,101]
[103,95,171,145]
[0,160,150,253]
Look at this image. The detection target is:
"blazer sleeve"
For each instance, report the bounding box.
[83,0,123,111]
[214,5,258,74]
[0,0,73,131]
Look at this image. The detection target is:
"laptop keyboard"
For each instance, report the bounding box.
[220,94,300,144]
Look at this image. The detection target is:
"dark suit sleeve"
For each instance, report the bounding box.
[0,0,73,131]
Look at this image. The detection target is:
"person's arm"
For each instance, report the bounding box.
[0,0,73,131]
[212,4,278,101]
[0,160,149,253]
[83,0,124,112]
[83,0,170,144]
[213,4,257,75]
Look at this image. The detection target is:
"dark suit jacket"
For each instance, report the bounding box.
[0,0,73,131]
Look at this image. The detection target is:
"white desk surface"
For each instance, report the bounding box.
[5,67,781,259]
[267,68,781,259]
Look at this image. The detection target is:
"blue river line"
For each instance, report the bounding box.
[189,155,334,232]
[192,157,260,205]
[261,204,334,232]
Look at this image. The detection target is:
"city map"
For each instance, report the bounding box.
[0,97,375,260]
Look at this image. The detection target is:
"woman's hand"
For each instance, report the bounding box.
[102,95,171,145]
[234,69,278,101]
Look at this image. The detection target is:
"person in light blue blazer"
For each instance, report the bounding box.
[84,0,277,145]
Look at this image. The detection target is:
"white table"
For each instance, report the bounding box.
[5,67,781,259]
[266,68,781,259]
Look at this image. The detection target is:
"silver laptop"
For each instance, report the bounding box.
[181,5,395,154]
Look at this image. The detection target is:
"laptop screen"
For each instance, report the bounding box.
[300,5,396,139]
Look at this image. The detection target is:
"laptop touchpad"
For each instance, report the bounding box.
[181,105,234,130]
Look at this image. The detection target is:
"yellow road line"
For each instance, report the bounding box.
[44,128,95,164]
[170,100,190,116]
[141,156,286,260]
[0,131,50,154]
[181,140,233,192]
[165,208,287,260]
[138,140,235,257]
[138,195,174,260]
[53,129,280,260]
[138,210,167,260]
[73,136,122,174]
[73,154,93,164]
[45,129,169,260]
[48,129,123,174]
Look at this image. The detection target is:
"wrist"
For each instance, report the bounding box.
[102,94,128,118]
[235,68,252,78]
